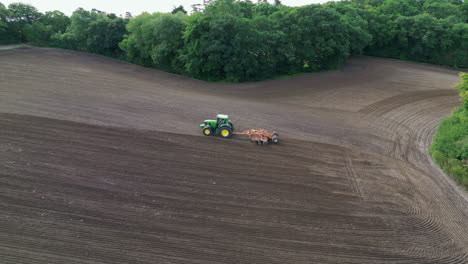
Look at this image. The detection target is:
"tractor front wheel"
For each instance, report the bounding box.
[219,127,232,138]
[203,126,213,136]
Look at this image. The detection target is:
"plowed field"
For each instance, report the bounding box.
[0,47,467,263]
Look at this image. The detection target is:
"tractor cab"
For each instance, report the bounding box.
[216,114,229,125]
[200,114,234,138]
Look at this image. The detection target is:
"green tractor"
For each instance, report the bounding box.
[200,114,234,138]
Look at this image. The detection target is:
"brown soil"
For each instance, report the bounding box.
[0,47,467,263]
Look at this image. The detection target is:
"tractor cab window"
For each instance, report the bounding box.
[217,118,225,125]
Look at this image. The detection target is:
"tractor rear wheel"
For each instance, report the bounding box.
[203,126,213,136]
[219,126,232,138]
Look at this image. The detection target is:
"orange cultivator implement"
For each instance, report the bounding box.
[234,129,279,146]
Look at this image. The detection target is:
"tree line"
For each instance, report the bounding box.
[1,0,467,81]
[431,73,468,189]
[0,3,128,57]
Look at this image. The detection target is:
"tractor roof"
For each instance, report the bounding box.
[217,114,229,119]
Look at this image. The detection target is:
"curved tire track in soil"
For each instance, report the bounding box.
[0,47,467,263]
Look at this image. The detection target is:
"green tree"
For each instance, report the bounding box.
[458,73,468,115]
[145,12,187,72]
[23,21,50,44]
[326,2,373,55]
[378,0,420,17]
[237,0,255,19]
[119,13,153,66]
[280,5,351,72]
[22,10,71,45]
[0,2,8,33]
[0,3,15,44]
[120,12,188,72]
[7,2,41,23]
[86,16,127,57]
[395,14,464,66]
[251,14,292,77]
[40,10,70,33]
[51,7,128,56]
[459,1,468,22]
[7,2,42,41]
[0,0,464,82]
[448,22,468,67]
[448,0,463,5]
[171,5,187,14]
[431,73,468,189]
[53,8,101,50]
[107,13,117,19]
[365,10,395,49]
[252,2,282,17]
[423,0,462,19]
[181,1,265,81]
[50,31,76,49]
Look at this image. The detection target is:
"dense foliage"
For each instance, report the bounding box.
[431,73,468,190]
[0,3,127,58]
[119,12,187,72]
[51,8,127,57]
[0,0,466,81]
